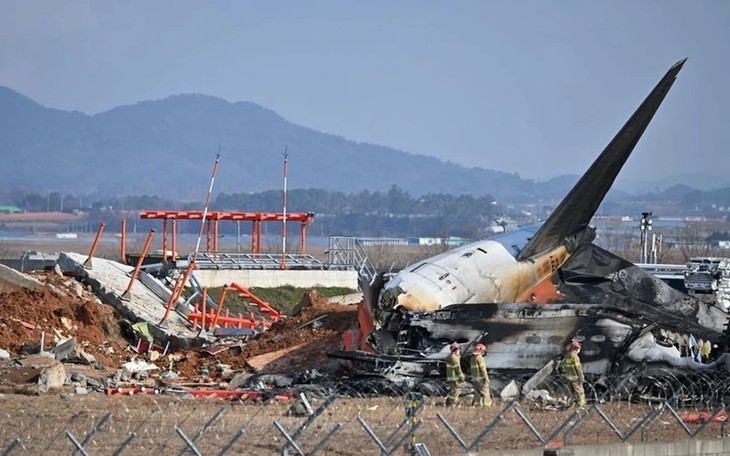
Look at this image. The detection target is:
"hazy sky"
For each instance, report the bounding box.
[1,1,728,182]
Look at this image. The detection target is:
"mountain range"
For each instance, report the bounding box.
[0,86,725,203]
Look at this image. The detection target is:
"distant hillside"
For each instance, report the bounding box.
[0,86,543,201]
[1,86,722,205]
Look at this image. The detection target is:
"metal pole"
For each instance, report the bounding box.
[162,219,168,263]
[193,148,221,262]
[120,219,127,264]
[236,221,241,253]
[282,147,288,270]
[120,229,156,301]
[82,222,106,269]
[172,218,177,261]
[159,260,195,323]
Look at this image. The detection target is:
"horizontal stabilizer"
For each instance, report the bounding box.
[517,59,686,261]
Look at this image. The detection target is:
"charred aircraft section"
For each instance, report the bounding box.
[340,59,730,389]
[390,245,730,374]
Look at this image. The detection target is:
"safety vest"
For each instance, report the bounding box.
[446,354,463,382]
[563,350,582,382]
[470,353,487,382]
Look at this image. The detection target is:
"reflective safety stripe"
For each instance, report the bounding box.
[446,361,461,381]
[470,355,487,382]
[563,352,581,382]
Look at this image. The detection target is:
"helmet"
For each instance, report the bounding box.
[474,343,487,353]
[569,341,582,351]
[450,343,460,352]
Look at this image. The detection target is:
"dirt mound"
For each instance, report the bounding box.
[1,269,358,384]
[0,273,128,367]
[242,290,357,359]
[166,291,358,379]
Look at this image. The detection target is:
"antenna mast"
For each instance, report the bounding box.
[281,147,288,270]
[193,147,221,262]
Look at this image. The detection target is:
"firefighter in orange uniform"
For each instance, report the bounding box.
[563,341,586,407]
[470,343,492,407]
[445,342,465,406]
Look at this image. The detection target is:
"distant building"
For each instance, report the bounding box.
[0,206,22,214]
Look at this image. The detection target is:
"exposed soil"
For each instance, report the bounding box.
[0,273,128,367]
[167,290,357,379]
[1,271,357,384]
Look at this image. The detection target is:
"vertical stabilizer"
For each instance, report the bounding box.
[517,59,686,261]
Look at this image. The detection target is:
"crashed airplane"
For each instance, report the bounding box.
[337,59,730,383]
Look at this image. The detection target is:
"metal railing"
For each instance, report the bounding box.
[326,236,377,285]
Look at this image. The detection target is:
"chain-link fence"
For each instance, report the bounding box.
[1,390,728,456]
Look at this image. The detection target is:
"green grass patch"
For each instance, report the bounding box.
[186,285,357,316]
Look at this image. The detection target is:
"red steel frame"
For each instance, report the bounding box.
[139,210,314,256]
[187,282,282,332]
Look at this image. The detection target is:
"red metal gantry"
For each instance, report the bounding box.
[139,210,315,261]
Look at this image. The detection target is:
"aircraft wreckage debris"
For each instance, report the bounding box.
[3,59,730,410]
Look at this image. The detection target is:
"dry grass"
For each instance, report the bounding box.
[0,394,720,455]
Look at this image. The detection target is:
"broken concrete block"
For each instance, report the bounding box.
[525,389,556,403]
[0,349,10,361]
[0,263,44,293]
[53,338,77,362]
[74,386,88,395]
[227,372,253,390]
[72,282,84,298]
[81,352,97,365]
[86,377,103,391]
[522,360,555,395]
[500,379,520,401]
[53,264,64,277]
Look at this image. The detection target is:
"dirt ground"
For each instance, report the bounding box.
[0,394,722,455]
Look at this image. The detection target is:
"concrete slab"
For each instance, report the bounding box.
[194,269,358,289]
[57,252,202,349]
[0,263,43,294]
[328,292,363,305]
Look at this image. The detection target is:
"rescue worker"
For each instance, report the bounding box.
[469,343,492,407]
[563,341,586,407]
[445,342,465,406]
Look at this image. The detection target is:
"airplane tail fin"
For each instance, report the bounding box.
[517,59,686,261]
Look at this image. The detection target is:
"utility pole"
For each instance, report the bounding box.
[639,212,653,263]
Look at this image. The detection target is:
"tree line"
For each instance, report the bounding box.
[0,186,500,238]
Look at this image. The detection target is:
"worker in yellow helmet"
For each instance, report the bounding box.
[563,341,586,407]
[470,343,492,407]
[445,342,465,406]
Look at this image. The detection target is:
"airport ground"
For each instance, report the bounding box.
[0,394,719,455]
